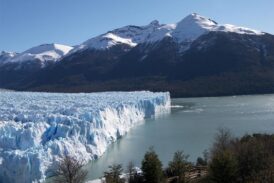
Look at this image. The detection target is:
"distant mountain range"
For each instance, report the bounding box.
[1,13,274,97]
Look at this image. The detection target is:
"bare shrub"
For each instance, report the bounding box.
[53,155,88,183]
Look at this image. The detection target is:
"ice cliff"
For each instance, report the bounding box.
[0,91,170,183]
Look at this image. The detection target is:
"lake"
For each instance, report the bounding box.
[86,94,274,180]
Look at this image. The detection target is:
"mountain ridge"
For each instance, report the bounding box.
[1,13,265,57]
[1,13,274,97]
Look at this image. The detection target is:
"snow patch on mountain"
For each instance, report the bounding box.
[0,51,18,64]
[172,13,217,42]
[82,33,137,49]
[0,91,170,183]
[170,13,263,42]
[146,23,176,42]
[75,20,164,52]
[215,24,264,35]
[3,44,73,66]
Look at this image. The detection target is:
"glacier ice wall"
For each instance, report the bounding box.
[0,91,170,183]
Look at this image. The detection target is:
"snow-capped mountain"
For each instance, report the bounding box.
[172,13,263,42]
[0,43,73,89]
[71,19,165,52]
[4,43,73,67]
[1,13,274,97]
[1,13,264,59]
[0,43,73,76]
[0,51,18,64]
[72,13,264,52]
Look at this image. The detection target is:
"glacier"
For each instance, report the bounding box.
[0,91,170,183]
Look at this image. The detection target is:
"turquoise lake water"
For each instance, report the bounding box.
[87,95,274,180]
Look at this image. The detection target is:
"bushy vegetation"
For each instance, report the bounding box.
[207,129,274,183]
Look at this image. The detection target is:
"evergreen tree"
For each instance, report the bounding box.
[141,147,164,183]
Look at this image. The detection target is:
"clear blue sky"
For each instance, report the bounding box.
[1,0,273,52]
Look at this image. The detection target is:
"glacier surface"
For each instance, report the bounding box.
[0,91,170,183]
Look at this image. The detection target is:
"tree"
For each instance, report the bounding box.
[168,151,190,183]
[209,150,237,183]
[104,164,125,183]
[211,128,233,156]
[141,147,164,183]
[208,129,237,183]
[53,155,87,183]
